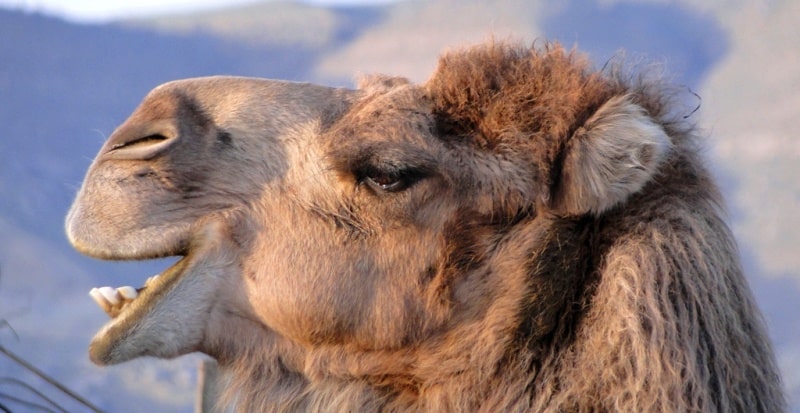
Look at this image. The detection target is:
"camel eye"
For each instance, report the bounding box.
[359,166,426,193]
[367,171,405,192]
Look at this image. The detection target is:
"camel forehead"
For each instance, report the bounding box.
[152,76,330,99]
[332,84,434,144]
[142,76,353,124]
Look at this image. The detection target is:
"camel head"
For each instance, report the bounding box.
[66,76,362,363]
[66,43,784,411]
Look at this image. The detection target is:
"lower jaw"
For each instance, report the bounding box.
[89,255,205,365]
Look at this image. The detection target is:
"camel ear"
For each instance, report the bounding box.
[552,95,671,216]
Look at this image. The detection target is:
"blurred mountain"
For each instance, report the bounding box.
[0,0,798,411]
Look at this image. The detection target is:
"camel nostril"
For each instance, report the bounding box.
[111,134,169,151]
[105,132,176,160]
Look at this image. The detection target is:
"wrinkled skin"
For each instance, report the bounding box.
[66,43,785,412]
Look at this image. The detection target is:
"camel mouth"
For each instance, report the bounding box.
[87,252,197,365]
[88,254,186,320]
[81,218,232,365]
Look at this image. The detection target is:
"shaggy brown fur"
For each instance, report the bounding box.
[67,41,785,412]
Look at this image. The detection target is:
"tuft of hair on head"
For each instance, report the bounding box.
[426,40,674,216]
[425,41,612,147]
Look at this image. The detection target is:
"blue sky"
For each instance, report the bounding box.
[0,0,398,22]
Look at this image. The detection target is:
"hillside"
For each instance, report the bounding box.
[1,1,798,411]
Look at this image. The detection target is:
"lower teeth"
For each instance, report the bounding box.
[90,274,160,317]
[89,285,140,317]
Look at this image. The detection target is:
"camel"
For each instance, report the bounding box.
[66,41,786,412]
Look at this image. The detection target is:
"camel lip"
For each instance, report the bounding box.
[65,201,194,262]
[89,254,192,365]
[73,238,190,262]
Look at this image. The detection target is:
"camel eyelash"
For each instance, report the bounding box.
[355,163,429,193]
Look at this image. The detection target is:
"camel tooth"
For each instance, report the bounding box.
[89,287,103,305]
[145,274,160,286]
[98,286,121,305]
[117,286,138,300]
[89,287,111,313]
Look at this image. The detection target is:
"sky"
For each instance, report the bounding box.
[0,0,397,22]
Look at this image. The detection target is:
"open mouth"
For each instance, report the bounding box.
[89,257,183,319]
[86,254,199,365]
[73,217,233,365]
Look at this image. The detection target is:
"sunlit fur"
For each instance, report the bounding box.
[68,42,785,412]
